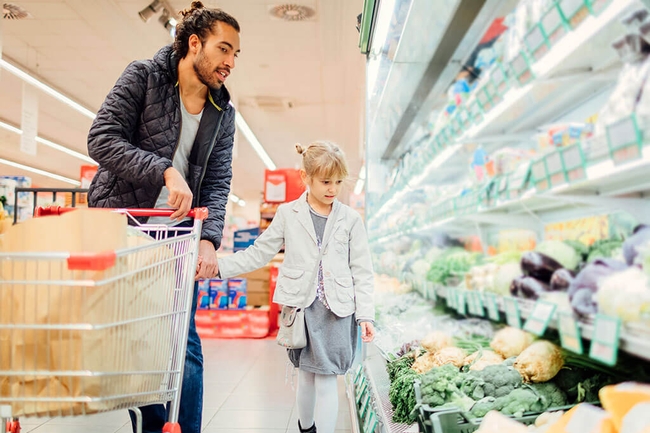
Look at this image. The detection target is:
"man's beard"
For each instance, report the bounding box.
[193,50,222,91]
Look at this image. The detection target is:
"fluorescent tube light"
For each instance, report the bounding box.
[354,178,364,195]
[234,112,276,170]
[0,59,97,120]
[0,158,81,186]
[238,200,246,207]
[228,193,245,206]
[0,120,96,165]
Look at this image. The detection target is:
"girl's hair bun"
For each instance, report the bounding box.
[295,143,305,155]
[180,1,204,17]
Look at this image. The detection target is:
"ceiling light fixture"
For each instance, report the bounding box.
[0,120,97,165]
[234,112,277,170]
[158,8,177,37]
[0,158,81,186]
[229,193,246,207]
[269,4,316,21]
[0,58,96,120]
[139,0,162,22]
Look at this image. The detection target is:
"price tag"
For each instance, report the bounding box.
[543,5,563,34]
[532,159,549,191]
[562,145,587,182]
[468,292,484,316]
[561,0,585,17]
[355,381,366,405]
[608,117,641,165]
[485,81,497,98]
[504,297,522,329]
[456,290,467,315]
[429,282,437,302]
[363,411,377,433]
[447,288,456,309]
[512,53,528,75]
[524,301,557,336]
[484,293,500,321]
[589,314,622,366]
[354,364,363,385]
[477,88,490,106]
[360,392,371,418]
[558,312,583,354]
[492,66,505,86]
[460,109,469,123]
[525,24,546,50]
[545,151,563,175]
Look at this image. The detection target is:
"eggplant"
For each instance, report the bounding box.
[521,251,563,283]
[550,268,575,292]
[511,276,550,300]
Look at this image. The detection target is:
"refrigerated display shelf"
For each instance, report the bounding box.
[363,344,419,433]
[429,284,650,363]
[368,0,640,225]
[371,137,650,243]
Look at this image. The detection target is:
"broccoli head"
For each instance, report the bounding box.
[419,364,467,409]
[460,364,523,400]
[529,382,568,409]
[496,388,543,418]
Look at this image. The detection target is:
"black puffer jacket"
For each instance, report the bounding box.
[87,45,235,249]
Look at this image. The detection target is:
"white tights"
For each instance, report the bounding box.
[296,369,339,433]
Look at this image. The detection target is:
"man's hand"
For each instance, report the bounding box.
[360,322,375,343]
[164,167,193,221]
[196,240,218,280]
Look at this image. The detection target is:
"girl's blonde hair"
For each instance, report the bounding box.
[295,141,349,179]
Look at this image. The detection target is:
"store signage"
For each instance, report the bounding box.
[545,152,566,187]
[532,159,549,191]
[484,293,500,321]
[524,301,557,336]
[525,24,548,59]
[543,5,565,44]
[504,297,522,328]
[589,314,621,366]
[558,311,583,354]
[20,83,38,156]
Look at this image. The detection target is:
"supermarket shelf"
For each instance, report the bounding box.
[432,285,650,363]
[371,142,650,243]
[345,374,363,433]
[368,0,639,226]
[364,344,419,433]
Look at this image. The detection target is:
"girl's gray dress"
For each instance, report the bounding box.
[288,206,358,375]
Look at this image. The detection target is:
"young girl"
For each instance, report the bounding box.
[218,141,375,433]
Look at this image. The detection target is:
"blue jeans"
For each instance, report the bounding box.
[130,222,204,433]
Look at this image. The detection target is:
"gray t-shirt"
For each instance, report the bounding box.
[309,206,329,308]
[150,100,203,224]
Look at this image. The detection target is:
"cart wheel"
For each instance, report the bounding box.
[162,422,180,433]
[7,420,20,433]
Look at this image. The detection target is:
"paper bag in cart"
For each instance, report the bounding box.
[0,209,176,417]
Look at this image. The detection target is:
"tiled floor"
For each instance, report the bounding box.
[13,339,353,433]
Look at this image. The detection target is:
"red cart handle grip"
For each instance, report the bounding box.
[35,206,209,221]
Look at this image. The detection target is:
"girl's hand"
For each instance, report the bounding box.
[360,322,375,343]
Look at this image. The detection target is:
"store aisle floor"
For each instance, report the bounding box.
[17,339,353,433]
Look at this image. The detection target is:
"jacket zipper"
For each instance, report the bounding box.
[194,109,225,205]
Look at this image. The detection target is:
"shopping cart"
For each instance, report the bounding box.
[0,207,208,433]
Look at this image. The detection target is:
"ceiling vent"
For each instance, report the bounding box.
[269,4,316,21]
[3,3,31,20]
[241,96,295,111]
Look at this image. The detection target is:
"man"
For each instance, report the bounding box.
[86,3,240,432]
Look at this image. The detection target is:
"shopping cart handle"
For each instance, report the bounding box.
[35,206,209,221]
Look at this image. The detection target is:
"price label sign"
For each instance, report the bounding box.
[354,364,363,385]
[484,293,500,321]
[492,66,505,87]
[543,5,563,35]
[477,88,490,107]
[525,24,546,51]
[558,312,583,354]
[524,301,557,336]
[360,393,371,419]
[428,282,437,302]
[356,380,368,405]
[608,116,641,165]
[589,314,622,366]
[456,291,466,315]
[447,288,456,310]
[504,297,522,329]
[469,292,484,316]
[562,145,586,182]
[363,411,377,433]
